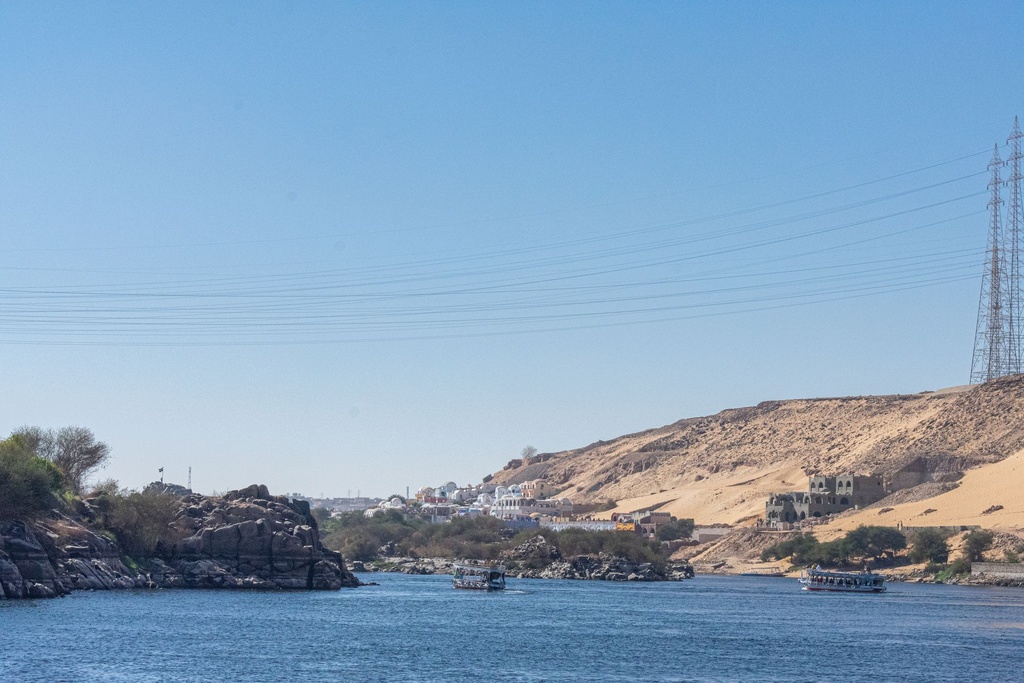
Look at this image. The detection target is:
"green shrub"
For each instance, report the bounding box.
[909,528,950,564]
[937,557,966,581]
[0,435,64,520]
[843,525,906,563]
[963,530,994,562]
[321,511,672,569]
[762,526,908,569]
[656,518,695,542]
[761,534,821,564]
[102,490,183,559]
[11,426,109,496]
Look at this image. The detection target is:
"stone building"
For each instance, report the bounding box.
[764,474,886,527]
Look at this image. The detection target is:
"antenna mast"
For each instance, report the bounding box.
[971,144,1007,383]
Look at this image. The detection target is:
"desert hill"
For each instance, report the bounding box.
[487,375,1024,532]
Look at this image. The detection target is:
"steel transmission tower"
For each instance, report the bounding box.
[971,144,1007,383]
[1006,116,1023,373]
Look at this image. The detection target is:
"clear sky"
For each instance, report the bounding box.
[2,2,1023,497]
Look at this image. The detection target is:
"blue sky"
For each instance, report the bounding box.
[1,2,1022,496]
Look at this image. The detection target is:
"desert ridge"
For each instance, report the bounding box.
[485,375,1024,534]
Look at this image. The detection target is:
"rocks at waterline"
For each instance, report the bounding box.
[0,483,359,599]
[353,534,695,582]
[0,515,143,599]
[499,535,694,581]
[361,557,455,575]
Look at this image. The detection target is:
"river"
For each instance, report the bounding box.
[2,573,1023,682]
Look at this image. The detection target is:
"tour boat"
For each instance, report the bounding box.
[452,562,506,590]
[799,566,886,593]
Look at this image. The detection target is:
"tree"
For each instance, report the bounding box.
[908,528,950,564]
[963,530,995,562]
[761,534,821,564]
[12,426,110,495]
[521,445,538,461]
[0,435,63,520]
[656,517,695,542]
[843,525,906,563]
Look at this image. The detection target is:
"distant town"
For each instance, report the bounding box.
[288,478,731,544]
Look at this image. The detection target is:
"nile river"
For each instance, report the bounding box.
[2,573,1023,682]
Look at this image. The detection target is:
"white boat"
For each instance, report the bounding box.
[452,562,506,590]
[798,567,886,593]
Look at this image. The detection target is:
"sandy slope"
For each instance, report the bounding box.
[596,464,807,525]
[820,446,1024,536]
[486,375,1024,530]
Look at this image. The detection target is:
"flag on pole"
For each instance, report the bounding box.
[158,468,164,473]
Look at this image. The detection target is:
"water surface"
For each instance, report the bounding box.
[2,574,1022,682]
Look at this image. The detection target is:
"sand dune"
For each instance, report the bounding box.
[822,446,1024,536]
[487,375,1024,531]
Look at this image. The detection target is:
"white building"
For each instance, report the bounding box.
[490,494,572,520]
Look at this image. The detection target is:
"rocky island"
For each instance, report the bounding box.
[0,483,359,600]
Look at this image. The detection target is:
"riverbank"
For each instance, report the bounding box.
[355,542,694,582]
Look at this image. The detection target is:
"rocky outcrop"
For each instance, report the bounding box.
[511,554,692,581]
[0,516,143,599]
[499,534,561,565]
[498,534,694,581]
[0,484,359,599]
[149,484,359,590]
[0,520,68,599]
[363,557,454,575]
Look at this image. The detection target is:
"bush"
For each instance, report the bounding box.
[843,526,906,563]
[102,490,183,559]
[0,435,64,520]
[963,530,994,562]
[12,426,110,495]
[807,539,851,566]
[762,526,909,569]
[656,518,695,542]
[945,557,972,576]
[321,510,424,561]
[321,511,672,569]
[761,534,821,564]
[909,528,950,564]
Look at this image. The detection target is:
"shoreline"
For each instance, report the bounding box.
[353,555,695,582]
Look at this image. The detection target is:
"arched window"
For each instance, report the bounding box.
[840,497,849,505]
[815,496,822,504]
